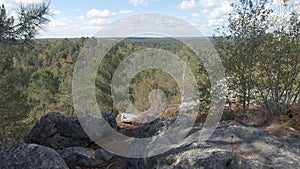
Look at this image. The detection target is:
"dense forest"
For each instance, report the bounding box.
[1,0,300,145]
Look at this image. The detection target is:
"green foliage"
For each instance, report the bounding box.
[217,0,271,113]
[1,0,299,145]
[0,67,31,144]
[216,0,300,117]
[0,2,50,42]
[130,69,181,111]
[95,38,210,116]
[0,1,52,145]
[0,4,14,41]
[0,37,87,144]
[27,69,59,117]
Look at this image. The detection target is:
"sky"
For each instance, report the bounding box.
[0,0,235,38]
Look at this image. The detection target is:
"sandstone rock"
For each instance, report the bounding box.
[19,112,300,169]
[25,112,91,150]
[58,147,113,168]
[120,113,139,123]
[0,143,68,169]
[202,125,300,168]
[0,141,4,152]
[102,112,118,129]
[137,117,176,138]
[58,147,128,169]
[127,148,258,169]
[284,135,300,150]
[116,113,144,137]
[116,113,176,138]
[127,124,300,169]
[25,112,117,150]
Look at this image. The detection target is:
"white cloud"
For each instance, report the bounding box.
[15,0,44,5]
[198,0,218,8]
[48,18,70,28]
[192,13,200,17]
[129,0,148,6]
[38,8,112,38]
[119,10,133,15]
[206,1,232,20]
[1,0,44,7]
[8,10,18,19]
[202,9,209,15]
[207,17,226,27]
[86,9,115,18]
[199,0,233,35]
[49,20,67,27]
[74,16,84,20]
[179,0,197,10]
[177,0,234,36]
[179,0,233,11]
[0,0,17,7]
[50,9,61,15]
[38,18,100,38]
[74,8,81,12]
[88,18,106,26]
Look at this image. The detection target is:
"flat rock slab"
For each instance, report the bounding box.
[0,143,68,169]
[127,124,300,169]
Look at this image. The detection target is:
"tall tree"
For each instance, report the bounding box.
[255,0,300,115]
[0,2,50,42]
[217,0,300,117]
[217,0,271,114]
[0,1,51,144]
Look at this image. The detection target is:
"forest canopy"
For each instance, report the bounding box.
[0,0,300,144]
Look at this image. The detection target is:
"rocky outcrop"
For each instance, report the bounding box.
[1,112,300,168]
[0,143,68,169]
[127,124,300,168]
[24,112,91,150]
[127,148,257,169]
[284,135,300,149]
[0,142,4,152]
[24,112,117,150]
[57,147,122,168]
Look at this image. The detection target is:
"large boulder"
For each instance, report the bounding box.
[0,143,68,169]
[25,112,91,150]
[25,112,117,150]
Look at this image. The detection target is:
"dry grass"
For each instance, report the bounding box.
[159,106,179,119]
[225,104,300,137]
[156,102,300,138]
